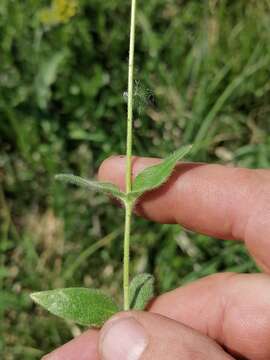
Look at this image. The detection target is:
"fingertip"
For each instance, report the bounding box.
[100,310,230,360]
[97,155,118,180]
[100,311,139,335]
[98,155,126,188]
[99,311,148,360]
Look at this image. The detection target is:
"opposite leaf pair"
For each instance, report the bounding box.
[31,273,154,328]
[55,144,192,206]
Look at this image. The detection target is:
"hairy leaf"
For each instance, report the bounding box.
[55,174,126,202]
[131,145,192,196]
[129,273,155,310]
[31,288,119,327]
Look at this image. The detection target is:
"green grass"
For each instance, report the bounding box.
[1,0,270,358]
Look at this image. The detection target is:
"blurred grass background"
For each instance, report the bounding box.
[1,0,270,358]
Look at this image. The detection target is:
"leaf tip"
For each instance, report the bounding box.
[30,291,42,304]
[54,174,66,181]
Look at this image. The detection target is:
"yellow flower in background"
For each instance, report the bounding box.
[39,0,78,26]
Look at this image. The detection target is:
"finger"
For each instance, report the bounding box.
[42,329,99,360]
[98,156,270,271]
[99,311,234,360]
[150,272,270,360]
[42,273,270,360]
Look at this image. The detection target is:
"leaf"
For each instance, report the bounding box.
[55,174,126,202]
[131,145,192,197]
[129,273,155,310]
[31,288,119,327]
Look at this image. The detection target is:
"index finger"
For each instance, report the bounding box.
[98,156,270,272]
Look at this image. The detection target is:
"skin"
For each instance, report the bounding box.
[43,156,270,360]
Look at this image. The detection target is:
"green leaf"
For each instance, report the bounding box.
[129,273,155,310]
[131,145,192,197]
[31,288,119,327]
[55,174,126,202]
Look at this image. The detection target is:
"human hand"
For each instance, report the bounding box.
[43,156,270,360]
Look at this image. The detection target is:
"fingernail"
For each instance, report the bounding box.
[100,317,148,360]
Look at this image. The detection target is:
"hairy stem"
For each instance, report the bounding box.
[123,0,137,311]
[123,200,132,310]
[126,0,136,192]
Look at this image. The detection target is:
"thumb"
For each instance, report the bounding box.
[99,311,234,360]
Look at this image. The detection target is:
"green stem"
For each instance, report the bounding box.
[123,200,132,310]
[123,0,137,311]
[126,0,136,193]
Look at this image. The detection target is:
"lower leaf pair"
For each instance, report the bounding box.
[31,273,154,328]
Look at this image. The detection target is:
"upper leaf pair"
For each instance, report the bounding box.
[55,174,127,202]
[131,145,192,197]
[56,145,192,203]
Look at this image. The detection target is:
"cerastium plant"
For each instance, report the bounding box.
[31,0,192,328]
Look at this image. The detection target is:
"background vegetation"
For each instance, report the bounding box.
[1,0,270,358]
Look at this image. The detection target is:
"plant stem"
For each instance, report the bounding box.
[123,200,132,310]
[123,0,137,311]
[126,0,136,193]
